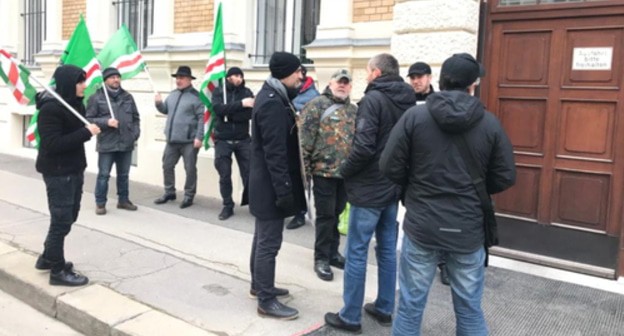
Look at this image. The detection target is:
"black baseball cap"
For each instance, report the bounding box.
[407,62,432,77]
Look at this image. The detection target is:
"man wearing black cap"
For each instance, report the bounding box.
[211,67,255,220]
[87,67,141,215]
[248,51,306,320]
[407,61,434,103]
[380,53,515,335]
[154,65,205,209]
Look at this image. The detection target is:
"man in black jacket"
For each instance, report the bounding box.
[86,67,141,215]
[211,67,254,220]
[407,61,435,103]
[248,52,305,320]
[380,53,516,336]
[35,64,101,286]
[324,54,416,334]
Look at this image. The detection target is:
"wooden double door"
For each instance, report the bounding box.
[483,1,624,277]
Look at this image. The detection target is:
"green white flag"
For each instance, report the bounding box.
[97,25,146,80]
[25,15,102,148]
[199,2,226,150]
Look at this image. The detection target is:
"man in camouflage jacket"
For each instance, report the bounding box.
[299,69,357,281]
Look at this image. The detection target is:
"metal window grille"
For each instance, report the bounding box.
[113,0,154,49]
[21,0,46,66]
[254,0,320,64]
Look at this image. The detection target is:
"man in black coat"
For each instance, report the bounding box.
[248,52,305,320]
[86,67,141,215]
[211,67,254,220]
[380,53,516,335]
[34,64,101,286]
[324,53,416,334]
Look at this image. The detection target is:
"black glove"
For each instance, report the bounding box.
[275,194,295,211]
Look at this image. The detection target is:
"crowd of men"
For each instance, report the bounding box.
[33,50,515,335]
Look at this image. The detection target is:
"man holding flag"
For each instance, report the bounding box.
[86,67,141,215]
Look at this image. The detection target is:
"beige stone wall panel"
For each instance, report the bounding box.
[393,0,479,34]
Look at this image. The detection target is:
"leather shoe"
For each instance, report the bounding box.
[180,197,193,209]
[330,254,346,270]
[324,312,362,334]
[154,194,176,204]
[363,302,392,326]
[286,214,305,230]
[95,204,106,215]
[249,287,289,299]
[439,263,450,286]
[49,269,89,287]
[117,201,138,211]
[257,299,298,320]
[219,206,233,220]
[314,260,333,281]
[35,255,73,272]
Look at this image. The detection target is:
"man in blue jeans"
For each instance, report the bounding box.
[324,54,415,333]
[86,67,140,215]
[380,53,516,335]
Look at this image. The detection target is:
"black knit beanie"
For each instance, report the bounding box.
[226,67,244,78]
[269,52,301,79]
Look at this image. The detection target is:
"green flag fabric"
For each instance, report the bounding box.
[199,2,226,150]
[97,25,146,80]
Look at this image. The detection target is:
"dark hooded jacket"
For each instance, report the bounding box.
[212,80,254,140]
[35,65,93,176]
[379,90,516,253]
[340,75,416,207]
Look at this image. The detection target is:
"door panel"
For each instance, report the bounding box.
[484,2,624,274]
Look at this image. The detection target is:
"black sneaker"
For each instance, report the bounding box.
[249,287,290,299]
[49,269,89,287]
[363,302,392,326]
[35,255,74,272]
[286,215,305,230]
[257,299,298,320]
[324,312,362,334]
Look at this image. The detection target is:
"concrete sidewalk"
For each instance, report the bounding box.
[1,153,624,335]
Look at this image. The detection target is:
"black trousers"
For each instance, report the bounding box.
[162,142,199,198]
[42,173,84,272]
[313,176,347,262]
[214,139,250,207]
[249,218,284,304]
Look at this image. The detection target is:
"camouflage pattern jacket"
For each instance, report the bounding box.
[299,87,357,178]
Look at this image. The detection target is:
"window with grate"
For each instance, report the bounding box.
[113,0,154,49]
[254,0,321,65]
[21,0,46,66]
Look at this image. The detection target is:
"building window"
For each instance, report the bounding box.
[21,0,46,66]
[254,0,321,64]
[113,0,154,49]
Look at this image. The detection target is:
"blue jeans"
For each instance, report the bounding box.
[95,151,133,205]
[339,203,398,325]
[392,236,487,336]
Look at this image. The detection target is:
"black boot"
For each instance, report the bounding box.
[49,269,89,287]
[154,194,176,204]
[219,206,234,220]
[35,255,73,271]
[286,214,305,230]
[257,299,299,320]
[324,312,362,334]
[330,253,346,270]
[179,197,193,209]
[314,260,333,281]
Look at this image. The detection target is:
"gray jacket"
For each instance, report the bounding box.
[155,86,204,144]
[86,86,140,153]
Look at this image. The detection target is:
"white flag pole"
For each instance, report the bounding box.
[101,83,116,120]
[27,74,90,126]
